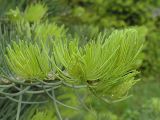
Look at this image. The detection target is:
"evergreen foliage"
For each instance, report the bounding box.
[6,41,51,80]
[0,1,159,120]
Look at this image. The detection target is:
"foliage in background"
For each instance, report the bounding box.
[44,0,160,80]
[0,0,160,120]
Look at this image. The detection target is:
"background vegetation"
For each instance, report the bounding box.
[0,0,160,119]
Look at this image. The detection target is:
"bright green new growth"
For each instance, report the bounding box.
[7,3,47,22]
[29,102,56,120]
[7,7,22,22]
[4,21,67,80]
[34,22,66,43]
[24,3,47,22]
[5,27,143,99]
[31,111,56,120]
[54,28,143,98]
[5,41,51,80]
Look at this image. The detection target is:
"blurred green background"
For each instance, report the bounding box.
[0,0,160,120]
